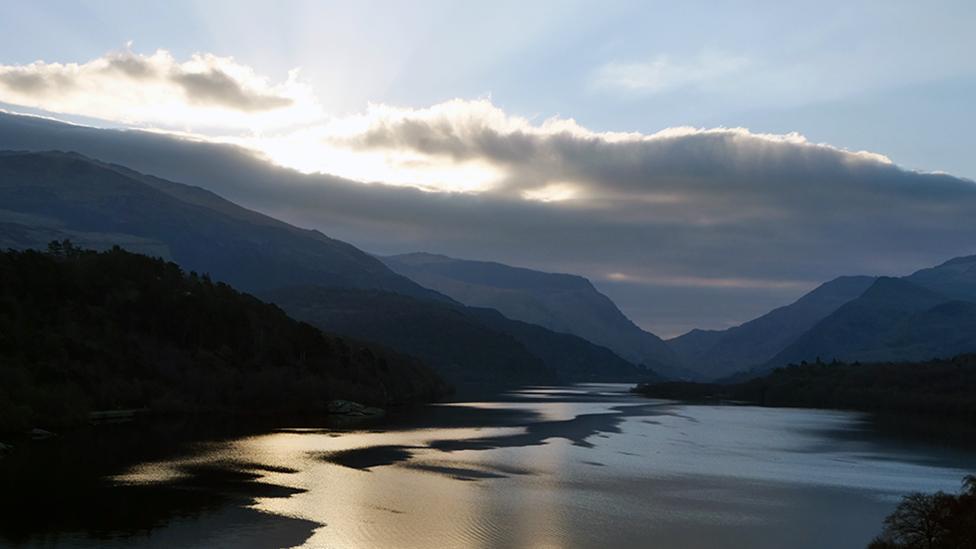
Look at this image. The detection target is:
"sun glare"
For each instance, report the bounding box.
[521,182,579,202]
[250,134,503,193]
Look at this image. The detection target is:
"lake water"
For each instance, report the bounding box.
[2,384,974,548]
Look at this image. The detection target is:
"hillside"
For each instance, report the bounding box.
[466,308,663,383]
[0,150,655,388]
[906,254,976,301]
[767,277,976,367]
[0,150,443,300]
[264,286,659,389]
[668,253,976,380]
[0,246,447,432]
[382,253,681,377]
[668,276,876,378]
[264,286,556,390]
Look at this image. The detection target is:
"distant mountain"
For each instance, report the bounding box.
[0,150,443,300]
[0,247,446,432]
[466,308,664,384]
[265,286,659,390]
[767,277,976,367]
[905,254,976,301]
[382,252,683,377]
[675,254,976,380]
[668,276,876,379]
[666,329,725,367]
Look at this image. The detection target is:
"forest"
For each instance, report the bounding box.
[0,242,447,432]
[634,355,976,423]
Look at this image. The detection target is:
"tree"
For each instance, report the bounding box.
[877,492,954,548]
[869,475,976,548]
[964,475,976,497]
[46,240,64,256]
[45,239,82,258]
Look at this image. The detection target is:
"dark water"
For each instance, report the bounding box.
[1,384,974,548]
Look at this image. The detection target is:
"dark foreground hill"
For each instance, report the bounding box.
[0,246,447,432]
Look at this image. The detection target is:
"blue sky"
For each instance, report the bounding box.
[1,1,975,336]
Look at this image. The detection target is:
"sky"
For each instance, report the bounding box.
[1,1,975,336]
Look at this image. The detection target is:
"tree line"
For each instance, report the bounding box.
[0,242,447,432]
[634,356,976,423]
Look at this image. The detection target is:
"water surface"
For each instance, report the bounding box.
[2,384,973,548]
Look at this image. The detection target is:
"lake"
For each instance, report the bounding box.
[1,384,973,548]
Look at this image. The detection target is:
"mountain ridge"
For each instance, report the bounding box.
[0,149,657,387]
[382,251,686,378]
[766,276,976,367]
[667,275,877,378]
[0,150,446,301]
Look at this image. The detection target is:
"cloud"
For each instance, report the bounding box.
[591,52,751,94]
[313,98,896,206]
[238,98,895,199]
[604,272,815,290]
[4,103,974,337]
[0,49,318,130]
[171,69,294,112]
[1,47,975,335]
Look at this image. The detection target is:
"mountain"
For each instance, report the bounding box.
[381,252,682,377]
[465,308,664,384]
[677,254,976,379]
[666,329,725,367]
[0,150,443,300]
[767,277,976,367]
[265,286,659,390]
[0,246,446,432]
[667,276,876,379]
[264,286,555,390]
[905,254,976,301]
[0,150,653,388]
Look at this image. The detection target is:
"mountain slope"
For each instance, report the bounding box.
[0,150,445,300]
[1,150,653,388]
[263,286,556,390]
[265,286,658,389]
[0,247,446,432]
[668,276,876,378]
[466,308,664,384]
[767,277,976,366]
[382,252,681,376]
[905,254,976,302]
[666,329,725,367]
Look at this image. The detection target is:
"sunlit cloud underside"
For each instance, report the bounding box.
[0,48,895,197]
[5,47,976,334]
